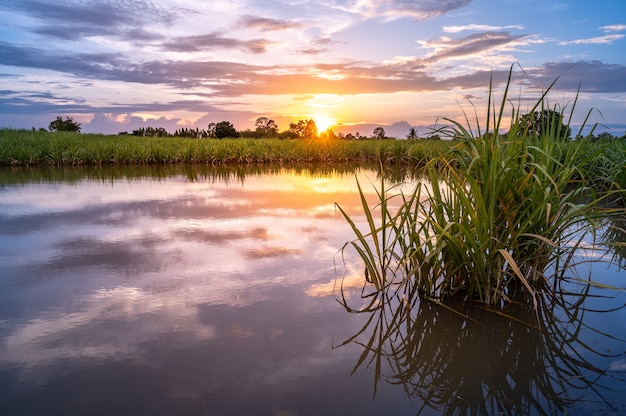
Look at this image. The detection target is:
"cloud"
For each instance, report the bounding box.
[239,15,304,32]
[34,25,164,43]
[2,0,182,41]
[0,41,264,89]
[0,95,84,115]
[244,246,302,259]
[161,33,272,54]
[609,360,626,371]
[600,24,626,33]
[528,60,626,93]
[558,34,624,45]
[418,31,530,61]
[4,35,625,111]
[345,0,474,20]
[442,24,524,33]
[296,37,335,55]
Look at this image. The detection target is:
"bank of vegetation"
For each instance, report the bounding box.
[0,129,452,166]
[1,128,623,197]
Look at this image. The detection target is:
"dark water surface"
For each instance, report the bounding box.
[1,165,625,415]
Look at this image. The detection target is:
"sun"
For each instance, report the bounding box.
[314,116,336,132]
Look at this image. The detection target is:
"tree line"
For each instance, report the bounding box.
[45,114,626,141]
[44,116,429,140]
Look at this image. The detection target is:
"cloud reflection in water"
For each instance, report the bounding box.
[0,167,405,415]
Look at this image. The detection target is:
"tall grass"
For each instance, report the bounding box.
[0,130,452,166]
[337,67,625,309]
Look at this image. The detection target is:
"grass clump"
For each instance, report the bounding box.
[337,66,625,309]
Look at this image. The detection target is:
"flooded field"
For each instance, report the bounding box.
[1,165,624,415]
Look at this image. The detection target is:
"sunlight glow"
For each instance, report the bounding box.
[314,116,336,132]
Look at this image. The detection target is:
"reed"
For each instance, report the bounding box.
[337,66,625,308]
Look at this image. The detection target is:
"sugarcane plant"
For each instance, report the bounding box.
[336,65,625,311]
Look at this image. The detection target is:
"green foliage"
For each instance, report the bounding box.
[48,116,81,133]
[0,129,453,166]
[214,121,239,139]
[517,109,571,141]
[337,66,625,310]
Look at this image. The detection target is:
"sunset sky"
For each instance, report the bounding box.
[1,0,625,136]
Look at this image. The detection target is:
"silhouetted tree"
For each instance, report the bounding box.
[174,127,209,138]
[207,123,216,138]
[288,119,318,139]
[518,110,571,141]
[278,129,299,139]
[304,119,318,138]
[255,117,279,137]
[586,131,625,142]
[48,116,81,132]
[288,121,304,138]
[373,126,385,139]
[214,121,238,138]
[406,127,418,140]
[132,127,170,137]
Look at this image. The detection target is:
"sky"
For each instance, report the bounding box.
[0,0,625,137]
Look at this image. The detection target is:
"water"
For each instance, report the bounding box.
[0,165,624,415]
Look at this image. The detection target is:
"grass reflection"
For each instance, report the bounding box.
[602,214,626,270]
[336,278,625,415]
[0,162,422,187]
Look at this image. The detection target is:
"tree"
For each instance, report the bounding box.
[174,127,209,138]
[586,131,626,142]
[207,123,216,138]
[131,127,171,137]
[518,109,571,141]
[255,117,279,137]
[48,116,81,132]
[288,121,305,138]
[406,127,418,140]
[288,119,317,139]
[214,121,239,139]
[372,127,385,139]
[304,119,318,139]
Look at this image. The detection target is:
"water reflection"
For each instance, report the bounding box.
[0,165,422,415]
[0,162,421,187]
[0,165,624,415]
[602,214,626,269]
[337,260,626,415]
